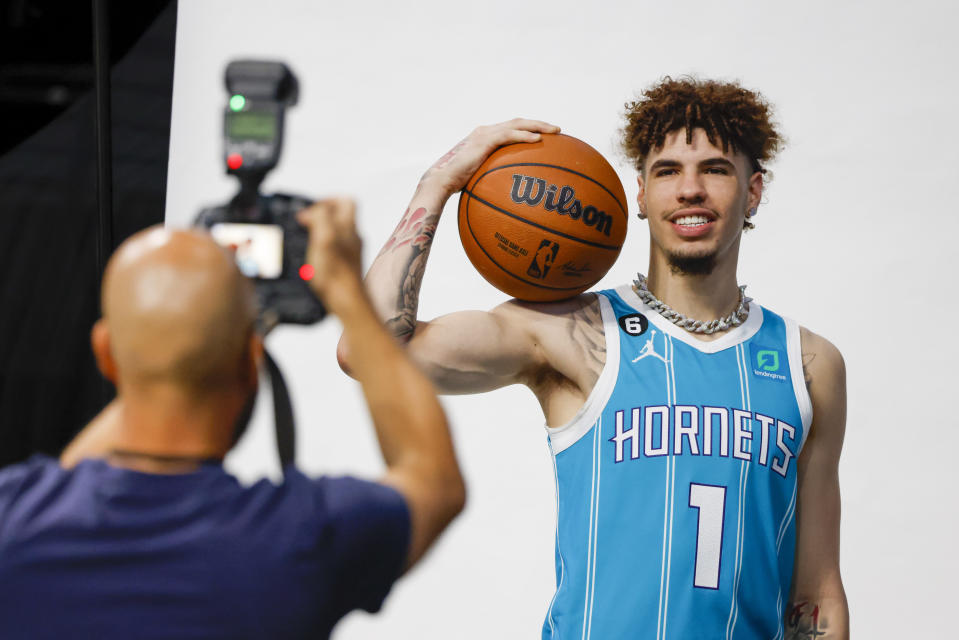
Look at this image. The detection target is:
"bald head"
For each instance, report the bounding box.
[99,226,258,394]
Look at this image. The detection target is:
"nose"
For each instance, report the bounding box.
[677,171,707,204]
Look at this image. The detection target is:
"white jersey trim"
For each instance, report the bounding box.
[545,293,620,454]
[544,440,565,636]
[614,284,764,354]
[784,316,814,451]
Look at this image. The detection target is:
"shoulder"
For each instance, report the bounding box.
[798,327,846,451]
[489,293,604,348]
[0,455,61,496]
[798,326,846,392]
[491,292,604,357]
[0,456,65,537]
[291,472,409,524]
[239,472,408,551]
[491,292,601,323]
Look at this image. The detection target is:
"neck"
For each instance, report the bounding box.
[108,383,241,464]
[106,449,219,474]
[645,246,742,323]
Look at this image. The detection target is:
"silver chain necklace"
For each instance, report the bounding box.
[632,273,752,335]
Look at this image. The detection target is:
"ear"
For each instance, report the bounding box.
[91,319,118,384]
[245,333,263,386]
[747,170,763,213]
[636,173,647,217]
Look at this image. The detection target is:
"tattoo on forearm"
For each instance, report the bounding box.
[379,207,438,256]
[418,139,466,185]
[802,352,816,391]
[380,206,440,341]
[386,250,427,341]
[785,601,830,639]
[434,139,466,170]
[568,298,605,388]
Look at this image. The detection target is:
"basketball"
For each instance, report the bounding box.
[457,133,628,302]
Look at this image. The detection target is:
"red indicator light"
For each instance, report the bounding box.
[227,153,243,170]
[299,264,314,281]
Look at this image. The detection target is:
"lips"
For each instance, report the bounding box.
[668,208,716,224]
[667,208,716,237]
[673,214,711,226]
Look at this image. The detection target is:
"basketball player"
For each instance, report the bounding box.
[344,78,848,639]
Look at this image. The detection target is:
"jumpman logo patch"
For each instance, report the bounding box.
[632,330,668,365]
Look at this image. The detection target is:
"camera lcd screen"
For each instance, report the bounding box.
[227,111,276,140]
[210,223,283,279]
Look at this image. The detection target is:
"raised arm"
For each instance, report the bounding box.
[338,119,562,395]
[785,328,850,639]
[299,199,464,569]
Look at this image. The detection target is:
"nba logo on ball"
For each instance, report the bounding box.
[458,134,627,302]
[527,239,559,279]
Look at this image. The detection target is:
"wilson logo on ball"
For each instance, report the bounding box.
[509,174,613,237]
[457,133,627,302]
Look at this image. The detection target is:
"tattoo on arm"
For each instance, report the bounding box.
[379,207,437,256]
[785,601,832,639]
[802,352,816,391]
[567,298,606,389]
[418,139,467,186]
[379,206,440,341]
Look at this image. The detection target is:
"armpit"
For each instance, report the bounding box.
[565,295,606,391]
[801,352,816,391]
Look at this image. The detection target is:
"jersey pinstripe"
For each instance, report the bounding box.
[542,286,812,640]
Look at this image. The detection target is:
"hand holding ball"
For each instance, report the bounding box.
[457,134,627,302]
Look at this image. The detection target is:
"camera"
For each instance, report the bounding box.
[194,60,324,326]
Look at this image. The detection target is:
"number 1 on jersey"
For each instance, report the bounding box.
[688,483,727,589]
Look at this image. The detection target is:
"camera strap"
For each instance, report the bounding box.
[262,349,296,471]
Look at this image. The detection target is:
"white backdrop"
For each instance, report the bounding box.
[165,1,959,637]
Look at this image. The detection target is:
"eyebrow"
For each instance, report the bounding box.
[648,159,681,172]
[648,157,737,173]
[700,157,737,170]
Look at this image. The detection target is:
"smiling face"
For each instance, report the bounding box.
[637,127,763,275]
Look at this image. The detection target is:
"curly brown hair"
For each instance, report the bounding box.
[621,76,784,176]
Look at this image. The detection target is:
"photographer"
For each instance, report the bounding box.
[0,199,465,639]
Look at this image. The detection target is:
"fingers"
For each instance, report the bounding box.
[297,197,361,267]
[504,118,562,134]
[329,196,357,230]
[295,201,324,228]
[474,118,561,148]
[296,197,357,233]
[295,197,364,303]
[417,118,561,198]
[498,129,547,144]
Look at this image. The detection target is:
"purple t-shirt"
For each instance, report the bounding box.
[0,455,410,639]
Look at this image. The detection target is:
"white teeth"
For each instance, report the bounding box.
[675,215,710,226]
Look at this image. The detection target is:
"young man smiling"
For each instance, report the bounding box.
[343,77,849,639]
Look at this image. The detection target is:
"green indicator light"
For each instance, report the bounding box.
[229,94,246,111]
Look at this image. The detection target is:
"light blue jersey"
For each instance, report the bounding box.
[543,286,812,640]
